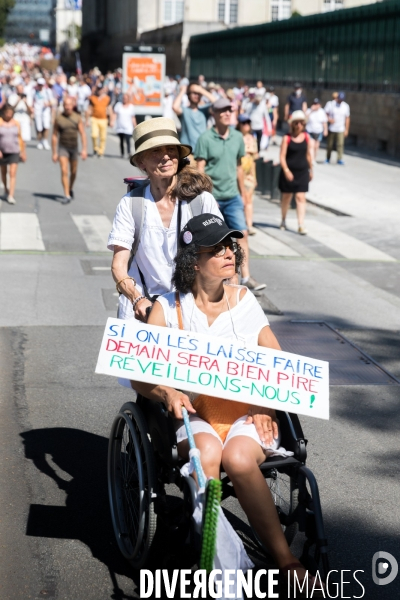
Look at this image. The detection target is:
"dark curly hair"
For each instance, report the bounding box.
[172,239,245,293]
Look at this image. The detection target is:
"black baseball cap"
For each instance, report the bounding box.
[179,213,244,248]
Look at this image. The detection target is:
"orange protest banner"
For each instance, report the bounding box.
[122,53,165,115]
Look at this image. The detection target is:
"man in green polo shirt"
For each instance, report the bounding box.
[195,97,266,291]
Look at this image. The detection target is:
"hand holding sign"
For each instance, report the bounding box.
[96,318,329,420]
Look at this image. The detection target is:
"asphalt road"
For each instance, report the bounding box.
[0,132,399,600]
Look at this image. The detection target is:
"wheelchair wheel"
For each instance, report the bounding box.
[268,470,298,545]
[252,470,299,550]
[108,401,157,568]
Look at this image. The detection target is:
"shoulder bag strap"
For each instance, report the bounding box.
[175,291,184,330]
[187,194,204,219]
[127,186,146,271]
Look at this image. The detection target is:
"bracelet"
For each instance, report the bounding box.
[116,276,136,293]
[132,295,146,310]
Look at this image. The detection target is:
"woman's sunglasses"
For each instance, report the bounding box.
[196,242,238,257]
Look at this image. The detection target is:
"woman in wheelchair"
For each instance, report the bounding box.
[131,214,323,595]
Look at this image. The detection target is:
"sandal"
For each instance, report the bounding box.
[280,562,326,598]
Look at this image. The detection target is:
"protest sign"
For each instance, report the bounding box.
[96,318,329,420]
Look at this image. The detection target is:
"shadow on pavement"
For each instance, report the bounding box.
[21,427,138,599]
[32,193,65,202]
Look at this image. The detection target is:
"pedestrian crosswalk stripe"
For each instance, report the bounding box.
[0,213,45,250]
[302,219,396,262]
[71,214,112,252]
[248,227,300,257]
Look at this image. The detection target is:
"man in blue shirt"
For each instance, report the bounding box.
[173,83,215,158]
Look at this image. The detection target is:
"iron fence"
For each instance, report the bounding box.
[189,0,400,93]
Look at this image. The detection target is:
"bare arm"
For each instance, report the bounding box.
[111,246,153,322]
[344,116,350,137]
[302,101,307,113]
[237,161,246,198]
[52,121,59,161]
[78,120,87,158]
[196,158,206,173]
[172,85,186,116]
[306,137,313,180]
[279,136,293,181]
[191,84,215,104]
[130,301,196,418]
[273,106,278,126]
[284,102,289,121]
[16,121,26,161]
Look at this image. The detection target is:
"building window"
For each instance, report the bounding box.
[218,0,238,25]
[322,0,344,12]
[271,0,291,22]
[163,0,184,25]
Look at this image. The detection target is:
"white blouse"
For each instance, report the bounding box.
[108,184,223,320]
[157,285,270,346]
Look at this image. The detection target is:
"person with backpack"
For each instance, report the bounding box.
[279,110,313,235]
[108,117,223,323]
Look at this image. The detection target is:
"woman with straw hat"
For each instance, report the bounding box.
[108,117,223,323]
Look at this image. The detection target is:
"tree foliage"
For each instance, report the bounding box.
[0,0,15,38]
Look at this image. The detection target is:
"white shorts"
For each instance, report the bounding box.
[34,108,51,132]
[175,414,293,458]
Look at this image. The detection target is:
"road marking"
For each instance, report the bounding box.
[303,219,396,262]
[0,213,45,250]
[248,228,299,257]
[71,215,112,252]
[92,266,110,270]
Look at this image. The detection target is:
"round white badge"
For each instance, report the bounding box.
[183,231,193,244]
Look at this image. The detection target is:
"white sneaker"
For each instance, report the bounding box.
[42,140,50,150]
[37,142,43,150]
[7,196,16,204]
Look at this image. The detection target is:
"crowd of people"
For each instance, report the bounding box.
[0,44,350,236]
[0,44,335,593]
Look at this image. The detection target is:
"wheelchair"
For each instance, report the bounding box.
[107,394,330,577]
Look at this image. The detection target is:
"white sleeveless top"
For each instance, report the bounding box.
[157,285,269,345]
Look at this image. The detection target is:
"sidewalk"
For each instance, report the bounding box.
[261,136,400,222]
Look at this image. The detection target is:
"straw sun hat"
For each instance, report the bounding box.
[130,117,191,166]
[289,110,306,123]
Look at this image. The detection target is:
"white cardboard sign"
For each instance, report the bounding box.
[96,318,329,420]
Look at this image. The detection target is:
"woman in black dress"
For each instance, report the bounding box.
[279,110,312,235]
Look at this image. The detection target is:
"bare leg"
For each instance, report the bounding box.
[243,189,254,230]
[309,137,316,162]
[42,128,49,141]
[295,192,307,228]
[314,140,320,162]
[8,163,17,198]
[69,159,78,193]
[59,156,70,197]
[280,192,292,222]
[1,165,8,195]
[222,436,298,568]
[178,432,223,482]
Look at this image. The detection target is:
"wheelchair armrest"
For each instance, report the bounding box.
[276,410,307,463]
